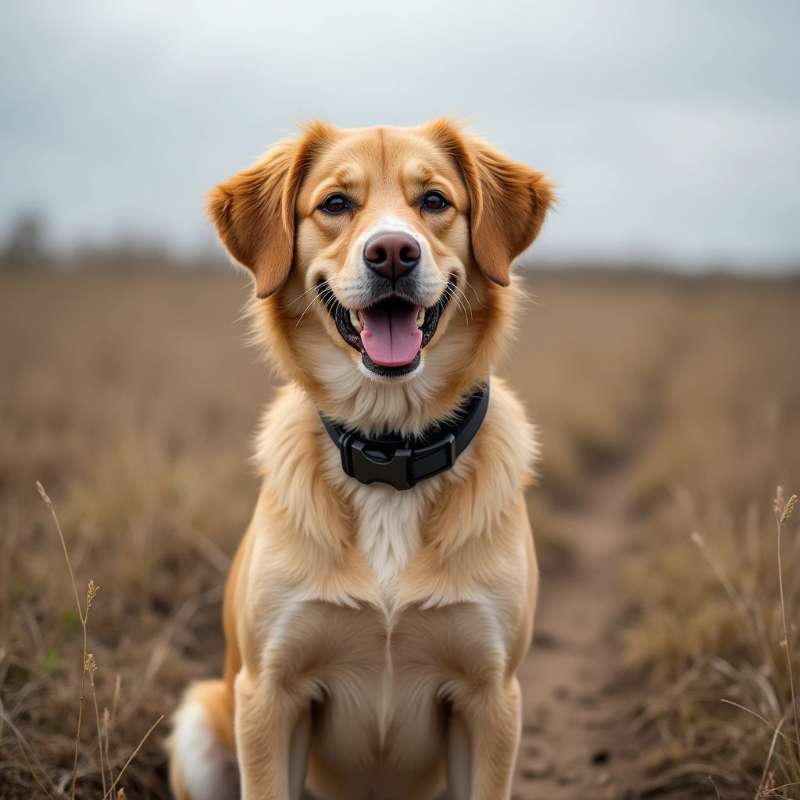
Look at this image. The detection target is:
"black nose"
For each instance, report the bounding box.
[363,232,421,281]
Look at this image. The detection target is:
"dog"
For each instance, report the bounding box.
[168,119,553,800]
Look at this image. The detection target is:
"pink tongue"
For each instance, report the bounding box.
[359,304,423,367]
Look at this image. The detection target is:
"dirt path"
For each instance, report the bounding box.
[511,459,647,800]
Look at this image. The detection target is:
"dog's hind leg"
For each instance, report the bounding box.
[168,679,239,800]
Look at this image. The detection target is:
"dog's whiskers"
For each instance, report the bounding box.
[441,280,471,324]
[323,291,338,315]
[451,284,473,323]
[296,288,330,327]
[462,277,482,306]
[286,282,326,309]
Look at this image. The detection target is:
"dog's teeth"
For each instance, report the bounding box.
[416,308,425,327]
[350,310,363,332]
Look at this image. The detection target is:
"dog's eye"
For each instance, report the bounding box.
[420,190,449,212]
[319,193,351,215]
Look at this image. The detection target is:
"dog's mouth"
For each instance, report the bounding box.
[318,275,457,377]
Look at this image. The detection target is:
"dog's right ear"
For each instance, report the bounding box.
[207,123,334,299]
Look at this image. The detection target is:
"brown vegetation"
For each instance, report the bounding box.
[0,268,798,797]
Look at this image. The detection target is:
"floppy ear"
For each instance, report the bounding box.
[426,120,555,286]
[207,123,333,298]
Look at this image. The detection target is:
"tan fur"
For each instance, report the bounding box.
[168,120,552,800]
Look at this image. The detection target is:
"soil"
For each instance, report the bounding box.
[511,458,648,800]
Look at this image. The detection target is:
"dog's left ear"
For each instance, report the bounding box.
[426,120,555,286]
[208,122,334,299]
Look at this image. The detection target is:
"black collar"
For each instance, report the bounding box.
[320,383,490,491]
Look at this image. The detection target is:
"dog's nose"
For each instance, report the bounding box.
[363,232,421,281]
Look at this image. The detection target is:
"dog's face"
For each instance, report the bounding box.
[293,128,471,380]
[209,120,553,429]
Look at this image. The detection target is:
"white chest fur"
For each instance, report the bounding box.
[352,483,423,598]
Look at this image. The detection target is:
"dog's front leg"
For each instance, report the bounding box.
[234,668,311,800]
[446,711,472,800]
[456,678,522,800]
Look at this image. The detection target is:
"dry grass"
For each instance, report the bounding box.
[506,270,682,564]
[0,267,798,797]
[621,280,800,797]
[0,271,268,798]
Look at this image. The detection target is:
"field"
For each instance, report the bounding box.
[1,267,799,799]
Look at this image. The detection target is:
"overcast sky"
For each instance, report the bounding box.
[2,1,798,269]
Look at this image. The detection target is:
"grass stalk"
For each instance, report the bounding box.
[101,714,164,800]
[774,488,800,761]
[37,481,88,800]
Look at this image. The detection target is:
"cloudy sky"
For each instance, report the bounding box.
[2,1,798,269]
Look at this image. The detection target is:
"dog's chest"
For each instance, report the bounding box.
[353,484,423,596]
[305,600,500,793]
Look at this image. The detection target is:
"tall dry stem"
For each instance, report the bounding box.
[35,481,164,799]
[37,481,88,800]
[774,487,800,760]
[37,484,109,797]
[101,714,164,800]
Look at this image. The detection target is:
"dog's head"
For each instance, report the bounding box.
[209,120,553,432]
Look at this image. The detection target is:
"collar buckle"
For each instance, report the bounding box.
[340,434,414,490]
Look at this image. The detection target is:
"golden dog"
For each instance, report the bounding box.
[168,119,553,800]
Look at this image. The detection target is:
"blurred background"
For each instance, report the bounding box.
[2,0,799,270]
[2,3,799,799]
